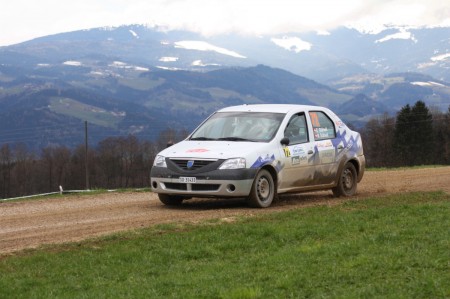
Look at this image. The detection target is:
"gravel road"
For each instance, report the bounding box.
[1,167,449,255]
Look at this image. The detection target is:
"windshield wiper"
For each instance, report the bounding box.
[217,137,255,142]
[190,137,217,141]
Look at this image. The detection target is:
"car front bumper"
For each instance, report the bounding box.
[150,167,257,197]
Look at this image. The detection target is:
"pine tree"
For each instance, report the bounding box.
[393,101,433,166]
[394,104,412,166]
[411,101,433,165]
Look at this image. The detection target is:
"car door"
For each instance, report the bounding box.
[278,112,316,190]
[308,110,339,185]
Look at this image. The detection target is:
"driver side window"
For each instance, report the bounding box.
[284,113,308,144]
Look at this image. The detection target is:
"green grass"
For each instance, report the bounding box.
[367,165,447,171]
[1,192,449,298]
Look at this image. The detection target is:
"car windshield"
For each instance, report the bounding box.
[190,112,285,142]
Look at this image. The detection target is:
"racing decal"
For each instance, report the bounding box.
[331,129,362,156]
[251,154,276,168]
[316,140,335,164]
[335,139,354,161]
[283,147,291,157]
[290,145,308,166]
[313,127,334,139]
[291,145,305,156]
[319,149,335,164]
[316,140,333,148]
[291,155,307,165]
[186,148,210,153]
[310,112,320,127]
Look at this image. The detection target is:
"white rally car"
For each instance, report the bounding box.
[151,104,365,208]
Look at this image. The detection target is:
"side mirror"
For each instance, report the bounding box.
[280,137,290,146]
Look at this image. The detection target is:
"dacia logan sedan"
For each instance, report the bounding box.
[151,104,365,208]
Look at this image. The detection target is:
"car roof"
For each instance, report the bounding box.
[217,104,327,114]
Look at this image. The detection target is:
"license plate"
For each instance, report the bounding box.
[179,177,196,183]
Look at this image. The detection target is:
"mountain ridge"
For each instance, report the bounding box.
[3,24,449,82]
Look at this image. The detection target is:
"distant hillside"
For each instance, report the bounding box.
[328,72,450,112]
[0,63,351,149]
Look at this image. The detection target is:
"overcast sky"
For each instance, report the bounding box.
[0,0,449,46]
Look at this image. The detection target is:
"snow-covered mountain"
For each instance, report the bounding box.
[1,24,449,82]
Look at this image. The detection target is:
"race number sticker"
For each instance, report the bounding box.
[283,147,291,157]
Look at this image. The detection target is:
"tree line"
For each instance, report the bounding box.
[0,101,449,199]
[0,129,186,199]
[362,101,449,167]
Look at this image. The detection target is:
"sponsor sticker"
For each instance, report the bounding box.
[291,155,307,165]
[316,140,333,148]
[319,149,335,164]
[186,148,210,153]
[291,146,305,156]
[314,127,332,139]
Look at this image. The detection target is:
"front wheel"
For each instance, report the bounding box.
[248,169,276,208]
[332,162,357,197]
[158,194,184,206]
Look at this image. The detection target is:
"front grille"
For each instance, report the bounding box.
[192,184,220,191]
[163,182,220,192]
[164,183,188,191]
[170,159,217,171]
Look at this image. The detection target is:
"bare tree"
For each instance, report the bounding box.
[362,113,395,167]
[0,144,13,198]
[11,143,37,197]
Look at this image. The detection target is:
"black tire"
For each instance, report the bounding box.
[158,194,184,206]
[332,162,357,197]
[248,169,275,208]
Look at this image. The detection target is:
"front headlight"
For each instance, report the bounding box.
[153,155,167,168]
[219,158,246,169]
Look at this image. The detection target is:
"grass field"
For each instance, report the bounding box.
[0,192,449,298]
[48,97,125,128]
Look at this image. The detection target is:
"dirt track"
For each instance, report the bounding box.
[1,167,449,255]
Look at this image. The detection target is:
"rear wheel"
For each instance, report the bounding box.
[248,169,275,208]
[332,162,357,197]
[158,194,184,206]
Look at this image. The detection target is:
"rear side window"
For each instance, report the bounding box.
[309,111,336,140]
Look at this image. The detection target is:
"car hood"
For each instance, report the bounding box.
[159,140,264,159]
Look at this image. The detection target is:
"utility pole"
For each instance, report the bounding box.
[85,121,90,190]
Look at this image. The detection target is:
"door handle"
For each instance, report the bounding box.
[338,145,344,150]
[307,150,314,155]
